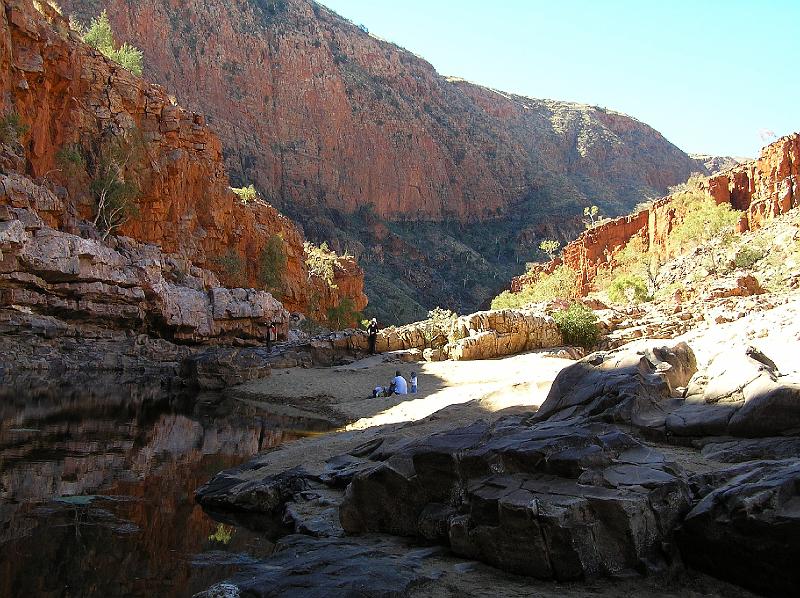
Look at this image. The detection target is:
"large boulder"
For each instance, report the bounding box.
[531,342,697,433]
[339,418,691,580]
[678,460,800,597]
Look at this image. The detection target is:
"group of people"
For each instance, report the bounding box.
[373,370,418,398]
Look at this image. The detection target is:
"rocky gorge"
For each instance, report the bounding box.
[57,0,715,321]
[0,0,798,597]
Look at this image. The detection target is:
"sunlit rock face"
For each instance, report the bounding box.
[59,0,699,223]
[0,0,367,320]
[512,133,800,296]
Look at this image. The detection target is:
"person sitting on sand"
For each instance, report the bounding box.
[389,371,408,395]
[372,385,386,398]
[410,371,417,394]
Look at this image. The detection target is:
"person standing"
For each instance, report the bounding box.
[367,318,379,354]
[410,371,417,394]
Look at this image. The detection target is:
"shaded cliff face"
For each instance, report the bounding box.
[61,0,701,222]
[0,0,366,321]
[511,133,800,295]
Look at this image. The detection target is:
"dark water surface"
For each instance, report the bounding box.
[0,374,314,597]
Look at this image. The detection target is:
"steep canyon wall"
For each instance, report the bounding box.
[0,0,366,321]
[59,0,701,222]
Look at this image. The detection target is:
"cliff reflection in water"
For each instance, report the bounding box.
[0,374,309,597]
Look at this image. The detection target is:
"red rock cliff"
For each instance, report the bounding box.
[0,0,366,320]
[511,134,800,294]
[59,0,702,222]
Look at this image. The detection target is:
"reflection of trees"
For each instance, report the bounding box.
[0,379,305,597]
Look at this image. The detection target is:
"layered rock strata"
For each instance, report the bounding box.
[323,308,565,362]
[0,206,287,343]
[0,0,366,320]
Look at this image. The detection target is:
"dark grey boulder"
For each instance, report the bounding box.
[340,419,691,581]
[678,459,800,597]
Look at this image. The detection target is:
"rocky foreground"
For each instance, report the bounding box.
[194,296,800,597]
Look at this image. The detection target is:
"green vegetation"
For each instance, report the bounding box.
[304,241,340,288]
[83,11,143,76]
[258,234,287,296]
[327,296,362,329]
[607,274,650,304]
[670,191,742,251]
[734,244,766,269]
[56,144,87,179]
[213,249,246,287]
[421,307,458,347]
[207,523,235,545]
[231,184,257,203]
[0,111,30,145]
[553,303,600,348]
[583,205,600,227]
[90,133,144,239]
[491,265,580,309]
[538,239,561,261]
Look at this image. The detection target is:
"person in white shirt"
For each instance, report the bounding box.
[389,371,408,395]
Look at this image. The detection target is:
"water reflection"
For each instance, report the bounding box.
[0,374,312,597]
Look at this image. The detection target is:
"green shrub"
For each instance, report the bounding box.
[213,249,246,286]
[491,265,580,309]
[304,241,339,288]
[734,245,765,269]
[258,234,287,295]
[56,144,87,179]
[553,303,600,348]
[539,238,560,260]
[670,191,742,250]
[608,274,650,304]
[83,11,143,76]
[90,133,144,239]
[0,111,30,145]
[231,184,257,203]
[327,296,362,330]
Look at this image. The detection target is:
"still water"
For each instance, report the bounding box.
[0,373,315,597]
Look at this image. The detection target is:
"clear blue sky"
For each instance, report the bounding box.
[319,0,798,158]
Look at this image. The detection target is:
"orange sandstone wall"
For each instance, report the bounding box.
[511,134,800,295]
[0,0,366,319]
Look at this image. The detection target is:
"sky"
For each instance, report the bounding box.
[318,0,798,158]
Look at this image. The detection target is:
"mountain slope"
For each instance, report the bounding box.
[62,0,701,219]
[59,0,703,322]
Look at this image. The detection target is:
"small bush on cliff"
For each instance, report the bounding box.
[231,184,257,203]
[259,235,287,296]
[0,111,30,145]
[539,239,561,260]
[553,303,600,348]
[304,241,340,288]
[56,144,87,178]
[327,297,362,330]
[84,11,143,76]
[734,244,766,269]
[213,249,246,287]
[491,265,580,310]
[607,274,650,304]
[90,133,144,240]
